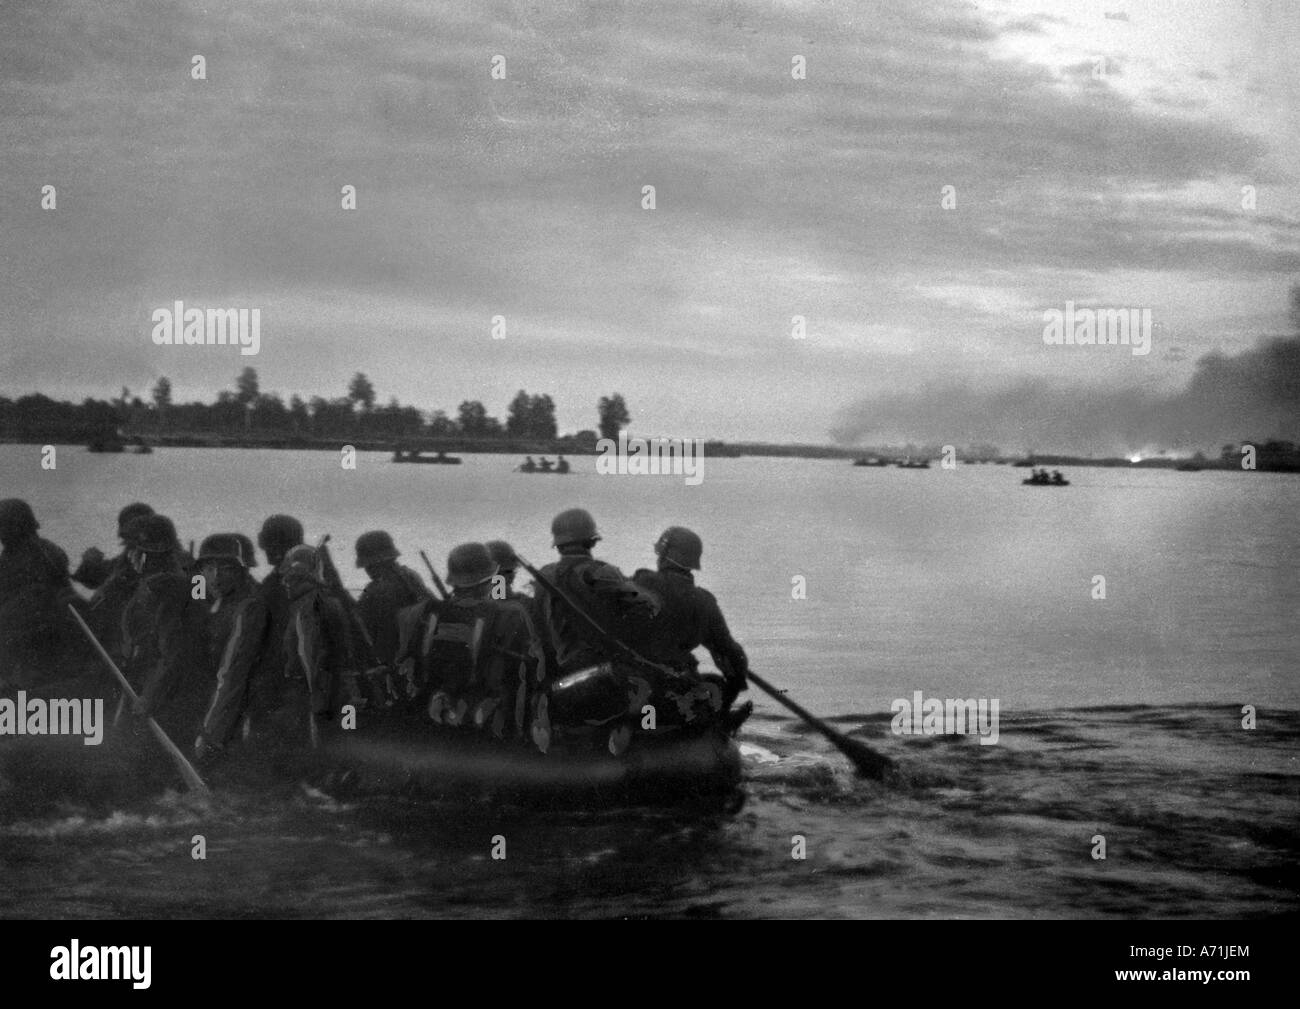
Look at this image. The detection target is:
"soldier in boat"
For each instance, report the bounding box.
[72,501,153,590]
[194,534,260,679]
[354,530,431,667]
[75,504,156,661]
[633,527,751,715]
[534,509,680,752]
[120,515,211,745]
[0,499,84,689]
[483,539,547,738]
[404,543,535,740]
[278,545,355,741]
[195,514,308,759]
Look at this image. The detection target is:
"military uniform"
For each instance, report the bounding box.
[634,526,750,711]
[198,565,301,749]
[114,515,211,744]
[196,517,305,752]
[0,532,79,688]
[632,567,749,703]
[400,543,544,740]
[355,532,431,666]
[124,569,211,743]
[538,554,658,675]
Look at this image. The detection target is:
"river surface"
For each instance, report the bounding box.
[1,446,1296,917]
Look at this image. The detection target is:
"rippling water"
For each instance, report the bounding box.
[1,446,1297,917]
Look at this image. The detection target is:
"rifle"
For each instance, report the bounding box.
[417,550,450,600]
[316,535,382,665]
[514,553,671,679]
[316,535,398,711]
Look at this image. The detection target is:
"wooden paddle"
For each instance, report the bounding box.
[745,670,894,781]
[67,605,211,796]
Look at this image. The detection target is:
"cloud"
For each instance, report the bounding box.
[1,0,1297,442]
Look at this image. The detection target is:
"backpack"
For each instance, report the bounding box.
[419,598,499,697]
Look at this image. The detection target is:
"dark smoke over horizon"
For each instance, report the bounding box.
[830,332,1300,455]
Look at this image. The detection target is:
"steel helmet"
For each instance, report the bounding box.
[655,526,703,571]
[135,515,181,554]
[355,530,400,568]
[0,499,39,540]
[551,508,600,547]
[485,539,518,573]
[120,514,153,549]
[257,514,304,554]
[197,534,247,568]
[116,502,154,539]
[446,542,498,588]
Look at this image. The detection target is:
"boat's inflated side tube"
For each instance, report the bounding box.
[548,663,628,725]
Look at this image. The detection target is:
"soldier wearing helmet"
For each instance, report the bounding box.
[118,515,212,743]
[277,545,354,735]
[483,538,550,725]
[70,504,156,660]
[354,530,430,667]
[405,543,542,740]
[195,534,259,679]
[633,526,750,708]
[0,499,80,687]
[536,508,659,678]
[196,515,307,759]
[72,501,154,590]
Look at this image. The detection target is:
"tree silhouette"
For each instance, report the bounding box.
[348,372,376,413]
[151,376,172,410]
[597,394,630,441]
[236,366,259,405]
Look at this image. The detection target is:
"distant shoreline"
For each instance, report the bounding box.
[2,433,1296,472]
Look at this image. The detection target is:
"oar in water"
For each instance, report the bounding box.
[66,605,211,797]
[744,670,894,781]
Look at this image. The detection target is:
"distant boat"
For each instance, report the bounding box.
[517,456,570,474]
[392,449,461,464]
[132,443,153,455]
[1023,478,1069,486]
[895,458,930,469]
[1175,462,1203,472]
[852,457,889,467]
[87,438,125,453]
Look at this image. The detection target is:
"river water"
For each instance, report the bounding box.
[1,446,1296,917]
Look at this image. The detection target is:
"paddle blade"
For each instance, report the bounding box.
[831,734,895,781]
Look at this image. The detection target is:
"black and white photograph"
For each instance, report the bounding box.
[0,0,1296,946]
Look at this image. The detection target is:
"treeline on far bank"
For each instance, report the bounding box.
[0,369,648,455]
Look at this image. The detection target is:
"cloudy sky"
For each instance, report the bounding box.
[1,0,1297,452]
